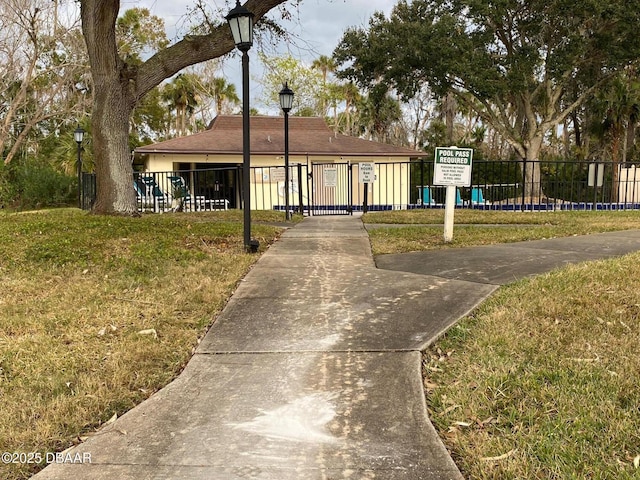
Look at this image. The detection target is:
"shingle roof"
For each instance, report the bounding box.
[135,115,420,158]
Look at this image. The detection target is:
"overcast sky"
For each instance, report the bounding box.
[120,0,396,112]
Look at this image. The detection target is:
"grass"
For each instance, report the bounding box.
[361,209,640,477]
[423,256,640,478]
[363,210,640,255]
[0,208,295,480]
[3,207,640,479]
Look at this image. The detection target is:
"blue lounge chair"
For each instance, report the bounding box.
[418,186,436,206]
[471,187,491,205]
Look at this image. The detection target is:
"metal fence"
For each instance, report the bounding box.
[407,159,640,211]
[81,160,640,213]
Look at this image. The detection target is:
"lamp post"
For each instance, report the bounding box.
[74,125,85,209]
[279,82,294,220]
[226,1,257,252]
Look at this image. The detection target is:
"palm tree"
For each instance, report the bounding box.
[358,86,402,143]
[210,77,240,116]
[341,82,361,136]
[162,74,200,137]
[591,72,640,202]
[311,55,336,116]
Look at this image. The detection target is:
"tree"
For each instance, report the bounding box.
[258,53,324,114]
[334,0,640,200]
[311,55,336,116]
[116,8,169,65]
[79,0,288,215]
[0,0,89,165]
[589,71,640,200]
[400,84,434,149]
[339,81,361,136]
[210,77,240,115]
[162,74,201,137]
[356,85,403,143]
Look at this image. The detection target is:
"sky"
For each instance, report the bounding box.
[119,0,397,112]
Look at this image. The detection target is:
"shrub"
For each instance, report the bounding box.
[0,158,76,210]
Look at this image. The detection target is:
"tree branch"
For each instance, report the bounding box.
[134,0,288,100]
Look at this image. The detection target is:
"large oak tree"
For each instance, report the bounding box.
[334,0,640,199]
[80,0,288,215]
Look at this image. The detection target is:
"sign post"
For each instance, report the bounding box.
[359,162,375,213]
[433,147,473,242]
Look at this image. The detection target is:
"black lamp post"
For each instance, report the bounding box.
[279,82,294,220]
[226,1,257,252]
[74,125,85,209]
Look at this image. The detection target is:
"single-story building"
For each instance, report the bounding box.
[134,115,420,211]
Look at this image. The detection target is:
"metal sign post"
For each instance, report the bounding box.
[359,162,375,213]
[433,147,474,242]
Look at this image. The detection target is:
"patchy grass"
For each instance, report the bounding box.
[424,254,640,478]
[364,210,640,254]
[0,208,293,480]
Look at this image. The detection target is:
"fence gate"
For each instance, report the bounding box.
[309,162,352,215]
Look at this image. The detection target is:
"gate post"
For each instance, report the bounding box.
[297,163,304,214]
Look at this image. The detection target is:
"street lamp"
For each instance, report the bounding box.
[279,82,294,220]
[226,1,257,252]
[74,125,85,209]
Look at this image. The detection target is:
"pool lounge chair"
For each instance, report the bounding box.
[471,187,491,205]
[135,175,167,212]
[417,186,437,206]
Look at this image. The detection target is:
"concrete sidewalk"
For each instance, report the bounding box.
[33,217,640,480]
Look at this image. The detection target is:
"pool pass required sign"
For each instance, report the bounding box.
[433,147,473,186]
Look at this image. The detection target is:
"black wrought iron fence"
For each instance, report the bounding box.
[410,159,640,211]
[81,160,640,213]
[82,168,237,212]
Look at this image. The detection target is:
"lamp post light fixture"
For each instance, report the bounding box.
[74,125,85,209]
[279,82,294,220]
[226,1,257,252]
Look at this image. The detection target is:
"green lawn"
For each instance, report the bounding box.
[2,208,639,479]
[0,208,293,480]
[363,209,640,254]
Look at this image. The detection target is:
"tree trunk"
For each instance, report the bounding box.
[611,127,622,203]
[444,92,456,144]
[81,0,138,215]
[92,77,138,215]
[522,136,543,201]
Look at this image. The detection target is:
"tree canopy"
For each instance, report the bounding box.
[334,0,640,197]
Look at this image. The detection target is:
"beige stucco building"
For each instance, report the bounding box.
[135,115,420,211]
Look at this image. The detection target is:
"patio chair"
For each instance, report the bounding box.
[471,187,491,205]
[167,175,206,212]
[417,186,436,206]
[134,175,167,212]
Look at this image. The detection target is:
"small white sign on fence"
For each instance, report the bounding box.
[358,162,375,183]
[324,167,338,187]
[270,167,286,183]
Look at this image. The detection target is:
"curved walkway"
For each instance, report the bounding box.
[33,217,640,480]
